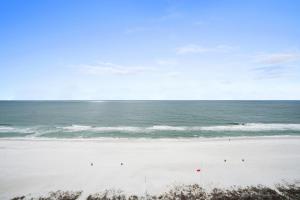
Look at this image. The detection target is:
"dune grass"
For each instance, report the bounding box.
[11,182,300,200]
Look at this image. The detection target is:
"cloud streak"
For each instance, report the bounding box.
[253,65,286,79]
[255,53,300,65]
[79,61,152,75]
[251,52,300,79]
[176,44,234,54]
[156,59,178,66]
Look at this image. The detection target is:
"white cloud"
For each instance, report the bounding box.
[156,59,178,66]
[252,65,286,79]
[176,44,234,54]
[250,52,300,79]
[255,52,300,65]
[79,61,152,75]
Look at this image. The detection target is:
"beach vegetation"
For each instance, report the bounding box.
[11,183,300,200]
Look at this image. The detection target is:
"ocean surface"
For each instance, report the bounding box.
[0,101,300,139]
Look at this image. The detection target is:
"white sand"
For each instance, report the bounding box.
[0,137,300,199]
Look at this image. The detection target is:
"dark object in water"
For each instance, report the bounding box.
[91,162,93,166]
[121,162,124,166]
[228,122,240,125]
[196,168,201,172]
[224,159,227,162]
[242,159,245,162]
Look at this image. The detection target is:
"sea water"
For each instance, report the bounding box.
[0,100,300,139]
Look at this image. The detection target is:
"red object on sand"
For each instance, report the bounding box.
[196,169,201,172]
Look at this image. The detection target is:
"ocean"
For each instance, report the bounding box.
[0,100,300,139]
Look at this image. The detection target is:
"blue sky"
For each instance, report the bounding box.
[0,0,300,100]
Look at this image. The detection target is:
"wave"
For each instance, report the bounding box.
[61,123,300,132]
[0,126,35,134]
[146,125,187,131]
[1,123,300,138]
[199,123,300,131]
[61,125,141,132]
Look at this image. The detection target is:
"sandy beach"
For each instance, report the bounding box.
[0,137,300,199]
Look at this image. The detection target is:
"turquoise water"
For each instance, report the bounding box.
[0,101,300,139]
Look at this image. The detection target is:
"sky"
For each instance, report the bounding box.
[0,0,300,100]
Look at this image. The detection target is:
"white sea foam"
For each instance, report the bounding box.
[199,123,300,131]
[88,100,105,103]
[60,123,300,133]
[146,125,187,131]
[0,126,34,134]
[62,125,142,132]
[0,126,15,131]
[1,123,300,137]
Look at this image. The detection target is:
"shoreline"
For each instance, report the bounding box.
[1,136,300,199]
[1,135,300,142]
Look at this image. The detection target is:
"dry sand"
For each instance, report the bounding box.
[0,136,300,199]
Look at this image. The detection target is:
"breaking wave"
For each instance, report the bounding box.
[61,125,141,132]
[0,126,35,134]
[88,100,105,103]
[1,123,300,138]
[62,123,300,132]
